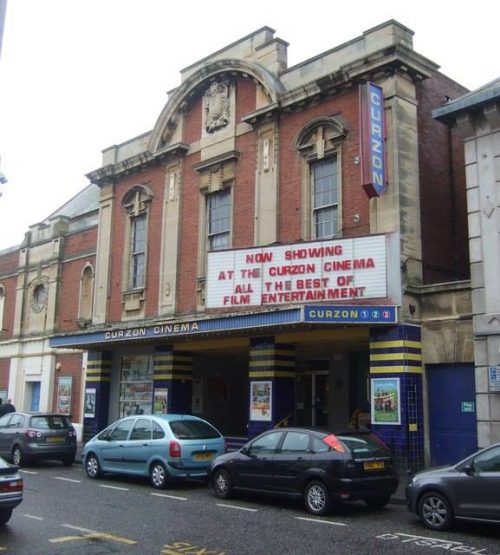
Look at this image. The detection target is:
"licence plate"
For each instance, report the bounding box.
[193,452,214,461]
[46,436,65,443]
[363,461,385,471]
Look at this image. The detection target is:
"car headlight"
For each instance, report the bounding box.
[407,475,417,487]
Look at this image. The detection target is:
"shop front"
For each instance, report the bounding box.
[50,305,424,463]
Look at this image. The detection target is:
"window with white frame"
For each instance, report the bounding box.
[312,156,338,239]
[296,118,345,241]
[130,213,146,288]
[122,186,152,292]
[78,266,94,322]
[207,189,231,251]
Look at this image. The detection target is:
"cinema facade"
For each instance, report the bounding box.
[1,21,474,472]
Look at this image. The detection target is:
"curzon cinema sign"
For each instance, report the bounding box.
[360,81,386,198]
[206,235,387,309]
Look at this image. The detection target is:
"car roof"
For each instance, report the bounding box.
[10,412,70,418]
[149,414,205,422]
[119,414,206,423]
[270,426,369,436]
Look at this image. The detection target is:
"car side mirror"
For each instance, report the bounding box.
[463,464,473,475]
[240,446,249,456]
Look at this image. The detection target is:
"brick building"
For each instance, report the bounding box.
[0,21,474,471]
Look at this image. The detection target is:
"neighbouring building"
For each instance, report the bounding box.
[0,21,474,471]
[434,78,500,449]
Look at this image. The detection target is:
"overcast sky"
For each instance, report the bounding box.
[0,1,497,251]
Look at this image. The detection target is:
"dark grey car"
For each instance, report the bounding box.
[406,442,500,530]
[209,427,398,516]
[0,412,77,466]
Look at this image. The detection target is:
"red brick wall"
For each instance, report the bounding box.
[0,250,20,339]
[279,89,369,242]
[63,227,97,256]
[417,74,469,283]
[184,95,202,145]
[56,228,98,332]
[57,255,96,332]
[174,77,260,315]
[235,77,257,121]
[107,165,167,322]
[174,83,372,314]
[0,359,9,391]
[0,249,19,275]
[52,353,84,422]
[0,274,17,338]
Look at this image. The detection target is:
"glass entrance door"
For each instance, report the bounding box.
[312,373,330,427]
[30,381,41,412]
[296,370,330,427]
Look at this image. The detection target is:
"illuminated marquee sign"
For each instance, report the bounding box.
[360,82,386,198]
[206,235,387,309]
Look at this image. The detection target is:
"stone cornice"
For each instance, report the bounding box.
[86,143,189,186]
[192,151,240,173]
[240,44,438,125]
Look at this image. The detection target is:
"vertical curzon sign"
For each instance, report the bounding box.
[360,82,386,198]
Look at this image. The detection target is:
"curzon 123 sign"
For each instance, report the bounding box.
[360,82,386,198]
[206,235,387,309]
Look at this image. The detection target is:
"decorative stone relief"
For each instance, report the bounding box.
[205,81,230,133]
[262,138,271,171]
[168,172,176,202]
[30,280,48,313]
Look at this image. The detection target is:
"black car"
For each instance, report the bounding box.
[209,426,398,515]
[0,457,23,525]
[0,412,77,466]
[406,442,500,531]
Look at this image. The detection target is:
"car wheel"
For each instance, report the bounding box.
[85,453,102,479]
[12,446,24,467]
[212,468,234,499]
[364,495,390,509]
[150,461,170,489]
[0,509,13,526]
[304,480,332,516]
[418,490,453,531]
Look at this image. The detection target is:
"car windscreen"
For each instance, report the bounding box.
[336,433,389,458]
[30,416,72,430]
[169,420,221,440]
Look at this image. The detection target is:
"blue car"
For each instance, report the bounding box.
[82,414,225,488]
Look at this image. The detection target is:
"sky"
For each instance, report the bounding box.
[0,1,497,251]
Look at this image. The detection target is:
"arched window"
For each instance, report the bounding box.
[122,186,153,291]
[297,118,346,240]
[78,265,94,323]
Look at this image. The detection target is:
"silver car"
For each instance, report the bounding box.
[0,457,23,525]
[406,442,500,530]
[0,412,77,466]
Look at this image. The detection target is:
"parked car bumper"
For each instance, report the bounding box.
[327,475,399,500]
[0,492,22,510]
[24,442,76,460]
[167,461,212,478]
[405,481,420,513]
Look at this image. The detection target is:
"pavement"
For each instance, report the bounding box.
[74,442,408,505]
[391,476,408,505]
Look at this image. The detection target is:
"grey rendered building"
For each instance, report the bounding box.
[434,78,500,447]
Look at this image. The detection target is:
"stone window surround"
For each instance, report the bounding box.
[297,118,346,241]
[121,185,154,313]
